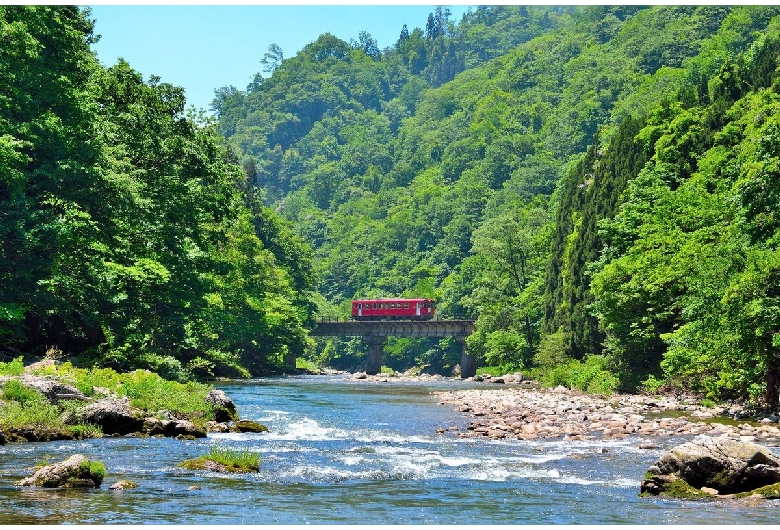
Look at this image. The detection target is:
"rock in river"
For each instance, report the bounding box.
[234,419,269,433]
[206,389,238,423]
[16,454,106,488]
[641,436,780,498]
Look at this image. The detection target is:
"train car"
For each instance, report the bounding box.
[351,298,436,321]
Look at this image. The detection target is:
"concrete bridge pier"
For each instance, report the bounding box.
[364,335,386,375]
[457,337,476,379]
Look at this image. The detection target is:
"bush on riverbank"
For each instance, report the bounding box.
[530,355,619,395]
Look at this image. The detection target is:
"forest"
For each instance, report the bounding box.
[0,6,315,381]
[3,6,780,407]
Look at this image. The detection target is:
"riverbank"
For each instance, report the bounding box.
[341,370,780,443]
[0,358,243,444]
[433,384,780,444]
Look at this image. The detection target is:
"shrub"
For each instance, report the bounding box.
[535,355,619,395]
[2,380,46,404]
[73,367,119,397]
[136,353,191,383]
[641,374,665,394]
[0,356,25,376]
[477,363,519,377]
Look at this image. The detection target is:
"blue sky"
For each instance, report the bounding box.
[87,4,473,113]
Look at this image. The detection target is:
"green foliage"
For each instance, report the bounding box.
[0,356,26,376]
[77,459,107,483]
[205,5,780,387]
[180,444,260,473]
[476,364,518,377]
[640,375,665,394]
[118,370,214,422]
[5,5,780,399]
[295,357,319,372]
[590,32,780,403]
[0,6,316,377]
[1,379,45,405]
[536,355,619,395]
[0,360,223,434]
[0,400,62,430]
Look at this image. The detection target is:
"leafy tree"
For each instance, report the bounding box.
[260,43,284,73]
[0,5,105,352]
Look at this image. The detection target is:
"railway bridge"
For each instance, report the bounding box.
[309,318,477,377]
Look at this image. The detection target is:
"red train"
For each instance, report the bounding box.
[351,298,436,321]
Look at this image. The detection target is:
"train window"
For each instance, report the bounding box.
[403,302,409,309]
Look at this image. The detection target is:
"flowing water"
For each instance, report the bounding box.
[0,375,778,524]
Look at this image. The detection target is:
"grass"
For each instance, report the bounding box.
[0,356,25,376]
[295,358,320,372]
[2,379,45,404]
[0,394,62,430]
[67,423,104,439]
[179,444,260,473]
[78,459,107,482]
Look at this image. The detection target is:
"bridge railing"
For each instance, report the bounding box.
[314,315,475,323]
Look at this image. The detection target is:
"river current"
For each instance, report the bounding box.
[0,375,778,524]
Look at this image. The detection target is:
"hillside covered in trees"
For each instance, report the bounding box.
[214,5,780,406]
[4,6,780,408]
[0,6,315,380]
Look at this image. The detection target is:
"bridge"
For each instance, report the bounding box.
[308,318,477,377]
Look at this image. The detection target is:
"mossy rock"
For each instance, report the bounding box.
[178,458,259,474]
[8,427,75,443]
[16,454,106,488]
[234,420,268,433]
[734,482,780,500]
[109,480,139,490]
[640,474,715,499]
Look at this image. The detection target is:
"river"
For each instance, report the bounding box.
[0,375,778,524]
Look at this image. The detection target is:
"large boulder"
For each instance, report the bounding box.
[142,417,206,438]
[206,389,238,422]
[80,397,144,435]
[1,375,88,403]
[16,454,106,488]
[641,436,780,497]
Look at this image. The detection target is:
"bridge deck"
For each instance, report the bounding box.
[310,318,475,338]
